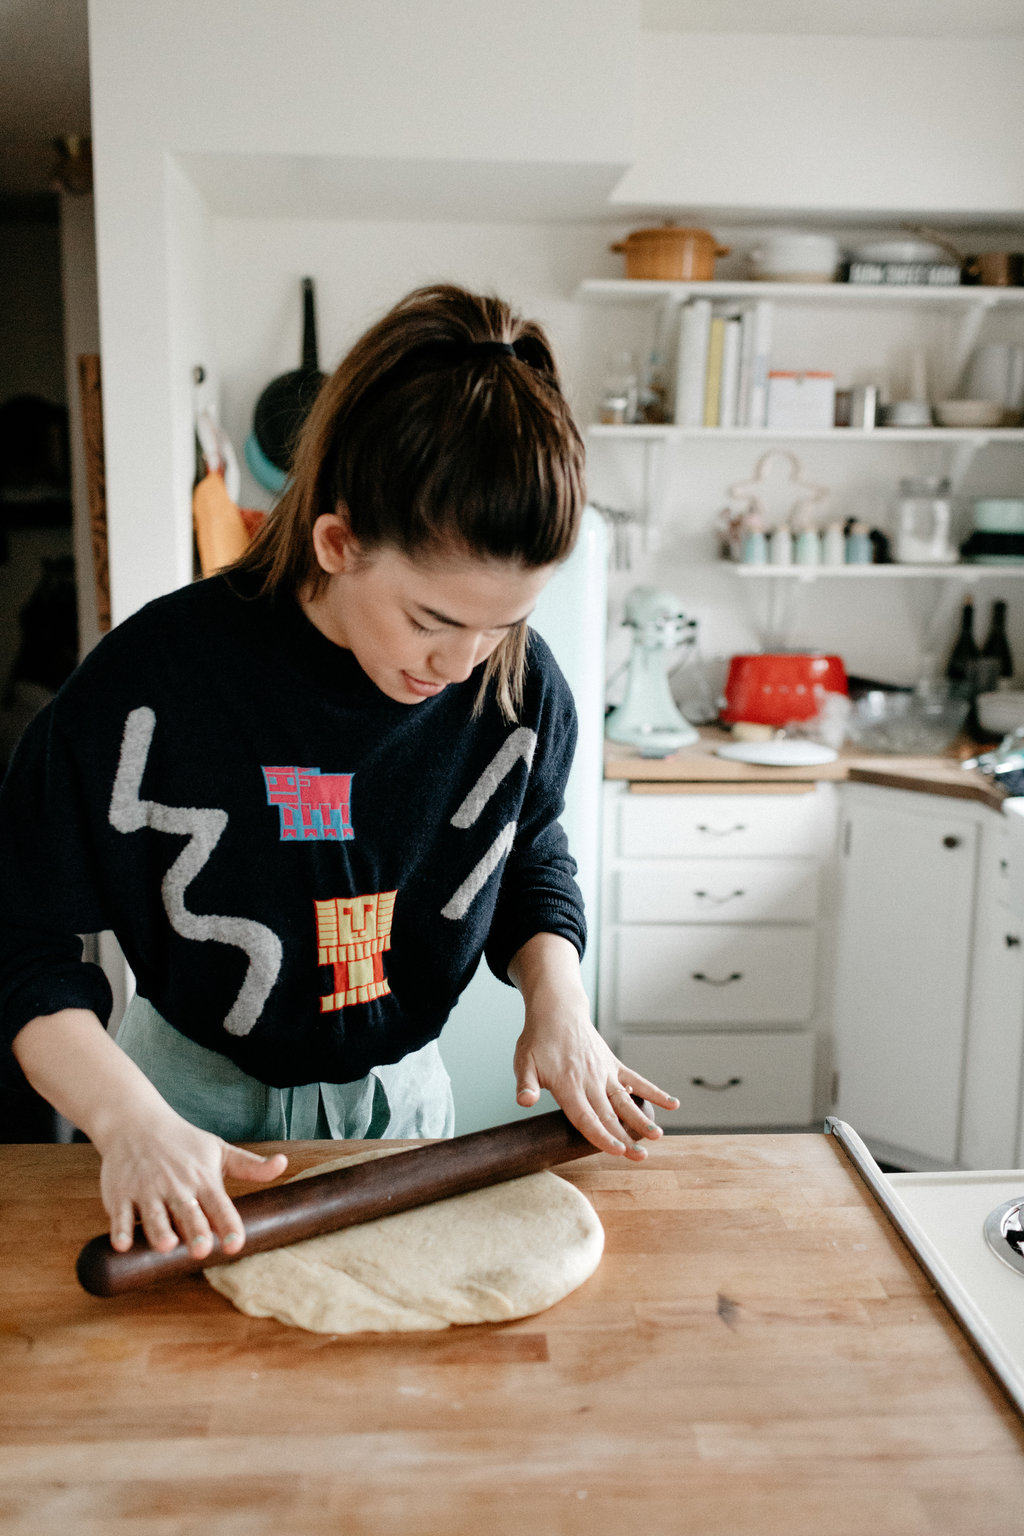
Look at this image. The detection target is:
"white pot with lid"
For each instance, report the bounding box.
[749,231,840,283]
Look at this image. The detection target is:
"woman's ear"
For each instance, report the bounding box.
[311,509,357,575]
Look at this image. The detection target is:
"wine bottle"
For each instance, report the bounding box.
[981,599,1014,689]
[946,597,979,686]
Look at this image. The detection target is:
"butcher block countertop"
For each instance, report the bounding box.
[605,731,1006,808]
[2,1136,1023,1536]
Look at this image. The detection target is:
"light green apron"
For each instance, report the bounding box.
[115,994,455,1142]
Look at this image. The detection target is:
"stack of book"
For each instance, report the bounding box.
[843,260,961,286]
[673,299,774,428]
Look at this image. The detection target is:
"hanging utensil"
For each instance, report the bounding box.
[251,276,326,476]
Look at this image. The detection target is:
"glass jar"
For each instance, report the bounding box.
[893,476,956,565]
[599,350,639,425]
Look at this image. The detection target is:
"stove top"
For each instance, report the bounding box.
[827,1120,1024,1418]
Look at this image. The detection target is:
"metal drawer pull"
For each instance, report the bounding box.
[691,971,743,986]
[1007,934,1022,948]
[694,889,745,904]
[696,823,747,837]
[691,1076,742,1092]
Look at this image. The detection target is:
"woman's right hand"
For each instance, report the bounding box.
[94,1102,288,1260]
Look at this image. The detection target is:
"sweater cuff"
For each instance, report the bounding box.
[2,963,114,1058]
[484,898,587,987]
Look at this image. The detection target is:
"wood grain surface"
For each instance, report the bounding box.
[604,733,1005,807]
[2,1134,1023,1536]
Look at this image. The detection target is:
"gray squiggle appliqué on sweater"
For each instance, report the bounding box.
[441,727,537,921]
[108,706,282,1035]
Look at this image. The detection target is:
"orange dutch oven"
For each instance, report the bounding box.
[611,225,730,282]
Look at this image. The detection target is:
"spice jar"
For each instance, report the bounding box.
[599,350,639,425]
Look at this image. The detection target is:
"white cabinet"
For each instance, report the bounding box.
[959,811,1024,1170]
[599,781,837,1129]
[830,784,981,1167]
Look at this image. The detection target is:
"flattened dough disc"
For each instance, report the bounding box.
[205,1148,604,1334]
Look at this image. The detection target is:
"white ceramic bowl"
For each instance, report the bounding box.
[879,400,933,428]
[972,498,1024,533]
[934,399,1005,428]
[976,691,1024,736]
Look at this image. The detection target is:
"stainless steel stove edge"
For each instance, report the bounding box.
[824,1116,1024,1421]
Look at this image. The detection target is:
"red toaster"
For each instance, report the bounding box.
[721,653,848,726]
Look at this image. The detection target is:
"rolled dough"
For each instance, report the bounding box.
[204,1148,604,1333]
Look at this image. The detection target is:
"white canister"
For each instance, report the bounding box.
[822,523,846,566]
[769,525,793,566]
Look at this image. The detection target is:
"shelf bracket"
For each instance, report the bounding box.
[758,570,813,649]
[640,436,671,552]
[914,570,978,675]
[948,436,986,492]
[949,294,1000,395]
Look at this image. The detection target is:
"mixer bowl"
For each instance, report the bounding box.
[846,690,970,754]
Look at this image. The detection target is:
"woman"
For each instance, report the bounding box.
[0,283,677,1264]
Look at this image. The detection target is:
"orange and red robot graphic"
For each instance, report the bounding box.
[314,889,397,1012]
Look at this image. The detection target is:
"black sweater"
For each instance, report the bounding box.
[0,572,585,1088]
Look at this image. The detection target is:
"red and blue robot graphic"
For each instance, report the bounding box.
[262,766,354,842]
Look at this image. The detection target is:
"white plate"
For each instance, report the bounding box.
[715,739,838,767]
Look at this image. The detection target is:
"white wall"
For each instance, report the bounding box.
[86,0,637,621]
[210,217,612,513]
[86,1,1024,680]
[617,31,1024,219]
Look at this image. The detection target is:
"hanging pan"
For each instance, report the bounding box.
[247,276,325,488]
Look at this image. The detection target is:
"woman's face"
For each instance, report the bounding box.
[302,513,556,705]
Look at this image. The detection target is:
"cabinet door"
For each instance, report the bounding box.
[960,817,1024,1170]
[832,800,977,1166]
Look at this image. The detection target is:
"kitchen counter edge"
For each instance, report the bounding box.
[604,732,1007,809]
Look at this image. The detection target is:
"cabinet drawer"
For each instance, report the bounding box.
[619,792,826,859]
[617,858,818,924]
[614,924,815,1025]
[618,1031,815,1128]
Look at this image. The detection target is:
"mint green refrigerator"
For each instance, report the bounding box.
[438,508,608,1132]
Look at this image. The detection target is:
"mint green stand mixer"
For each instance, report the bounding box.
[605,587,701,757]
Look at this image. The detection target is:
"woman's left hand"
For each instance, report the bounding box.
[508,933,679,1160]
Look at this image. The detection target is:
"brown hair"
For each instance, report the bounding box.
[233,283,587,718]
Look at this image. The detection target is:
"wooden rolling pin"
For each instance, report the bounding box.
[76,1108,598,1297]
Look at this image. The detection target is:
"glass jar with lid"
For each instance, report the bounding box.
[893,476,957,565]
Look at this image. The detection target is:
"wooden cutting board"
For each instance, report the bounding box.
[2,1133,1023,1536]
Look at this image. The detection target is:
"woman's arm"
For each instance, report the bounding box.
[12,1010,286,1256]
[508,931,679,1159]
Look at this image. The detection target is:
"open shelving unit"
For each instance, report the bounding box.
[580,276,1024,574]
[730,563,1024,579]
[590,423,1024,445]
[577,278,1024,309]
